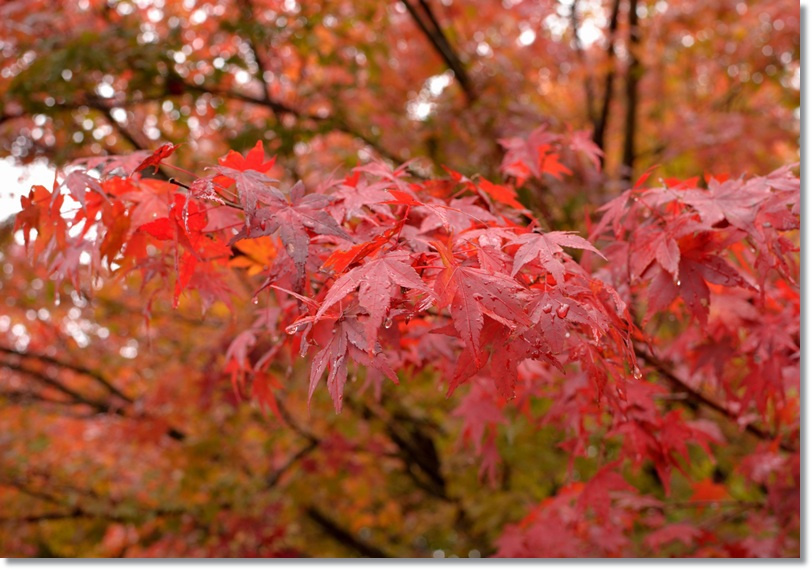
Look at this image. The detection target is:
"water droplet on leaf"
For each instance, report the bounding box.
[556,303,570,318]
[541,303,553,313]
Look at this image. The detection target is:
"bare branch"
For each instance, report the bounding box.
[0,359,186,442]
[621,0,642,183]
[266,440,318,488]
[402,0,476,103]
[570,0,597,123]
[305,506,393,558]
[0,345,133,403]
[635,346,797,453]
[592,0,622,156]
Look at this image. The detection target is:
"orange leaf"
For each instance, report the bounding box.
[477,178,526,211]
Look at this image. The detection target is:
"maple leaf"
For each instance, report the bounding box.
[230,180,351,283]
[433,241,532,367]
[566,128,603,171]
[689,478,730,504]
[133,143,180,174]
[476,178,526,211]
[62,170,105,209]
[315,250,432,348]
[218,140,276,173]
[576,462,633,521]
[537,144,572,180]
[451,380,507,455]
[645,524,701,551]
[498,125,561,186]
[308,317,398,412]
[509,230,604,284]
[99,200,130,265]
[322,219,405,275]
[188,178,225,205]
[680,176,770,233]
[216,166,284,224]
[386,188,451,230]
[329,173,395,223]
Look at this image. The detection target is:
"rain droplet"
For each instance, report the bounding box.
[564,331,571,338]
[616,386,626,400]
[632,366,642,380]
[541,303,553,313]
[675,280,681,286]
[285,323,303,335]
[556,303,570,318]
[252,296,259,305]
[384,316,394,329]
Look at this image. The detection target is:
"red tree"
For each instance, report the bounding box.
[11,128,800,557]
[0,0,800,558]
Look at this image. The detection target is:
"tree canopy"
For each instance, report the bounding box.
[0,0,800,558]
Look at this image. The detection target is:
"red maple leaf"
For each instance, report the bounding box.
[229,180,351,284]
[315,250,432,348]
[133,142,180,174]
[308,317,398,412]
[432,240,532,368]
[218,140,276,173]
[509,230,604,284]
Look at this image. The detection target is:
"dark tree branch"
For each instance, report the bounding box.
[621,0,641,183]
[191,82,411,167]
[305,506,393,558]
[274,399,320,445]
[570,0,597,123]
[1,360,111,411]
[0,359,186,442]
[0,389,77,407]
[635,346,798,453]
[0,345,133,403]
[266,440,318,488]
[402,0,476,103]
[592,0,622,156]
[236,0,275,103]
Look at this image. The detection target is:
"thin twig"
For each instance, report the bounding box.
[402,0,475,102]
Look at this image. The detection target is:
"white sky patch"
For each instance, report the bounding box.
[96,82,115,98]
[544,0,605,46]
[518,28,537,47]
[0,158,56,221]
[427,74,451,97]
[407,72,454,121]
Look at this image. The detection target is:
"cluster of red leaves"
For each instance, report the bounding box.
[15,132,800,556]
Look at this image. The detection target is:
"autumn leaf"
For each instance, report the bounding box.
[133,143,180,174]
[315,250,432,349]
[509,230,604,284]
